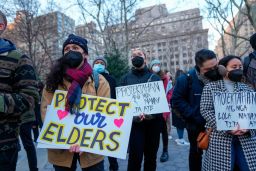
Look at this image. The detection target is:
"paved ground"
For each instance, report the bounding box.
[17,127,189,171]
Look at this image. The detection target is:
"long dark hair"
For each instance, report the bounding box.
[45,57,69,93]
[218,55,241,67]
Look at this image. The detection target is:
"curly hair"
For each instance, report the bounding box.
[45,57,69,93]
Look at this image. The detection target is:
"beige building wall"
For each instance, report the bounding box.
[109,5,208,75]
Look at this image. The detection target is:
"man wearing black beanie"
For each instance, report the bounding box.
[243,33,256,90]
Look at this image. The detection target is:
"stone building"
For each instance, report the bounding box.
[109,4,208,74]
[75,21,104,62]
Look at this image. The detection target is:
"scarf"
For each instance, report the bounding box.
[195,69,210,85]
[65,59,92,114]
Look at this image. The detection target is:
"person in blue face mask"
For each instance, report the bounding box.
[93,56,119,171]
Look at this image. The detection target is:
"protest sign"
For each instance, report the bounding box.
[37,90,133,159]
[213,92,256,130]
[116,81,169,116]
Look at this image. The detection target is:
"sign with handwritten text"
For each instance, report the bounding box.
[116,81,169,116]
[213,92,256,130]
[37,90,133,159]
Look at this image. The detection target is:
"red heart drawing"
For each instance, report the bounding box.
[114,118,124,128]
[57,110,68,120]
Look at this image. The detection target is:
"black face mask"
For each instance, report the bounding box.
[62,51,83,68]
[132,56,144,68]
[204,68,222,81]
[228,69,243,82]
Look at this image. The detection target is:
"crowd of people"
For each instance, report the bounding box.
[1,9,256,171]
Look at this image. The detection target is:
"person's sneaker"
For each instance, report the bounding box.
[175,139,190,146]
[160,151,169,162]
[168,135,172,140]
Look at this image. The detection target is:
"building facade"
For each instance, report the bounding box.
[75,21,104,62]
[3,11,75,80]
[109,4,208,74]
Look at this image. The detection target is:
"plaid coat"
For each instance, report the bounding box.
[200,80,256,171]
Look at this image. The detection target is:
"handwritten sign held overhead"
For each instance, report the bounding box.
[37,90,133,159]
[213,92,256,130]
[116,81,170,116]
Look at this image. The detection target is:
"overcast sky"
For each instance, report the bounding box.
[39,0,218,49]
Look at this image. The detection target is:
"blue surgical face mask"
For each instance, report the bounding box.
[93,64,105,73]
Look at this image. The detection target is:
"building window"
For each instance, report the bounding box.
[157,43,161,47]
[183,53,187,57]
[175,54,179,59]
[159,56,162,60]
[176,61,179,65]
[164,63,167,67]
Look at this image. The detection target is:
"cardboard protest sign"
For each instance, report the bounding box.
[213,92,256,130]
[116,81,170,116]
[37,90,133,159]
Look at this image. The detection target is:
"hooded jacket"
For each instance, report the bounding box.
[0,38,39,151]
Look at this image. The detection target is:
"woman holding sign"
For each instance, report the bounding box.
[41,34,110,171]
[200,55,256,171]
[119,49,162,171]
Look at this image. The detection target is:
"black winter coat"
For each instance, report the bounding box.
[100,72,117,99]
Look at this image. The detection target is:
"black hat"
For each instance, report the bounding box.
[250,33,256,50]
[62,34,88,54]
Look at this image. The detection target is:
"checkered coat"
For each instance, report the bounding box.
[200,80,256,171]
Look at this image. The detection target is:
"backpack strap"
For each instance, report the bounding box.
[147,74,154,82]
[92,71,99,94]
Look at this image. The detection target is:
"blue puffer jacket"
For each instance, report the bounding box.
[171,68,206,128]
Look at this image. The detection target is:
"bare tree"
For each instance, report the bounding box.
[2,0,72,80]
[7,0,42,75]
[205,0,256,57]
[75,0,164,58]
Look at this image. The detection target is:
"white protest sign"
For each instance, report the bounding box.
[116,81,170,116]
[213,92,256,130]
[37,90,133,159]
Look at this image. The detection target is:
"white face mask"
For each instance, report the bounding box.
[152,65,160,73]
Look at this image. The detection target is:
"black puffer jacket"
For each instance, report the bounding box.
[120,66,160,85]
[100,72,117,99]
